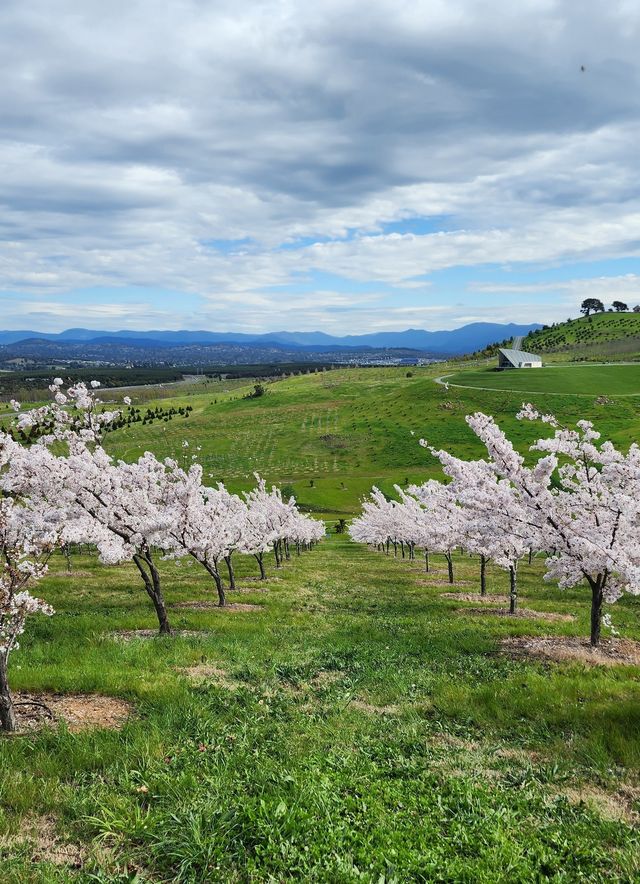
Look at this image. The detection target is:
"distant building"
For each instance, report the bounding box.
[497,347,542,369]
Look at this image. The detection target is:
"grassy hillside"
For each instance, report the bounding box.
[521,312,640,363]
[99,363,640,513]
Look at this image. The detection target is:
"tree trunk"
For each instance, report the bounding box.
[133,550,172,635]
[211,565,226,607]
[425,550,429,573]
[480,555,487,596]
[273,542,281,568]
[509,565,517,614]
[0,652,17,733]
[400,541,405,559]
[254,552,266,580]
[589,576,605,647]
[224,554,236,590]
[446,551,454,584]
[284,539,290,561]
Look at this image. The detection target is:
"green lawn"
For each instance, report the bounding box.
[1,536,639,881]
[444,364,640,397]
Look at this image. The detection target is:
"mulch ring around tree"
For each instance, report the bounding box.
[10,693,132,734]
[441,592,511,603]
[501,635,640,667]
[457,606,575,623]
[170,601,264,612]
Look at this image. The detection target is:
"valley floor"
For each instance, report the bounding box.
[1,534,639,882]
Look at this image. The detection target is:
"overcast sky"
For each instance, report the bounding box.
[1,0,639,333]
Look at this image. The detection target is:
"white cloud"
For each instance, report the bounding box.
[0,1,639,330]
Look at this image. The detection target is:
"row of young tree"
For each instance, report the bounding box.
[0,380,325,732]
[350,404,640,649]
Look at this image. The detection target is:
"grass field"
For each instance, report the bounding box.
[97,363,640,513]
[443,364,640,397]
[1,536,639,881]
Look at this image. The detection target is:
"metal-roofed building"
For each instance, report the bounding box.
[497,348,542,369]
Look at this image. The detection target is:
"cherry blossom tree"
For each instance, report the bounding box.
[0,498,56,732]
[405,481,463,583]
[443,406,640,645]
[243,477,324,571]
[3,381,325,636]
[3,387,175,634]
[424,454,539,610]
[160,460,247,606]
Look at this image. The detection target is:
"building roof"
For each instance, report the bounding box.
[498,348,541,366]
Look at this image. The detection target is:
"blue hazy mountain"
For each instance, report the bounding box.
[0,322,540,355]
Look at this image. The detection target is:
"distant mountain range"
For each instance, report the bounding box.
[0,323,541,356]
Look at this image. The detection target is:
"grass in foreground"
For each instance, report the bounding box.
[1,535,639,881]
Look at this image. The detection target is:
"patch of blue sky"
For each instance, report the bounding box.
[376,216,454,236]
[199,237,253,253]
[277,217,454,251]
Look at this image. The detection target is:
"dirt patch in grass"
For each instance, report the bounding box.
[350,699,401,716]
[112,628,209,641]
[240,575,281,583]
[441,592,511,603]
[310,670,343,688]
[1,814,87,868]
[416,579,473,588]
[12,693,132,733]
[458,607,575,623]
[555,784,640,825]
[432,732,481,752]
[229,586,270,594]
[177,664,240,690]
[493,746,545,763]
[171,601,264,612]
[502,635,640,667]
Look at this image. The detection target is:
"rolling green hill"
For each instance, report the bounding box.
[520,311,640,362]
[100,362,640,514]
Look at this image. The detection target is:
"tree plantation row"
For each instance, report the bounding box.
[350,404,640,650]
[0,381,324,732]
[3,382,640,737]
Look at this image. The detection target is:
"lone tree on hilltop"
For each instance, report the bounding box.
[612,301,628,312]
[580,298,605,316]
